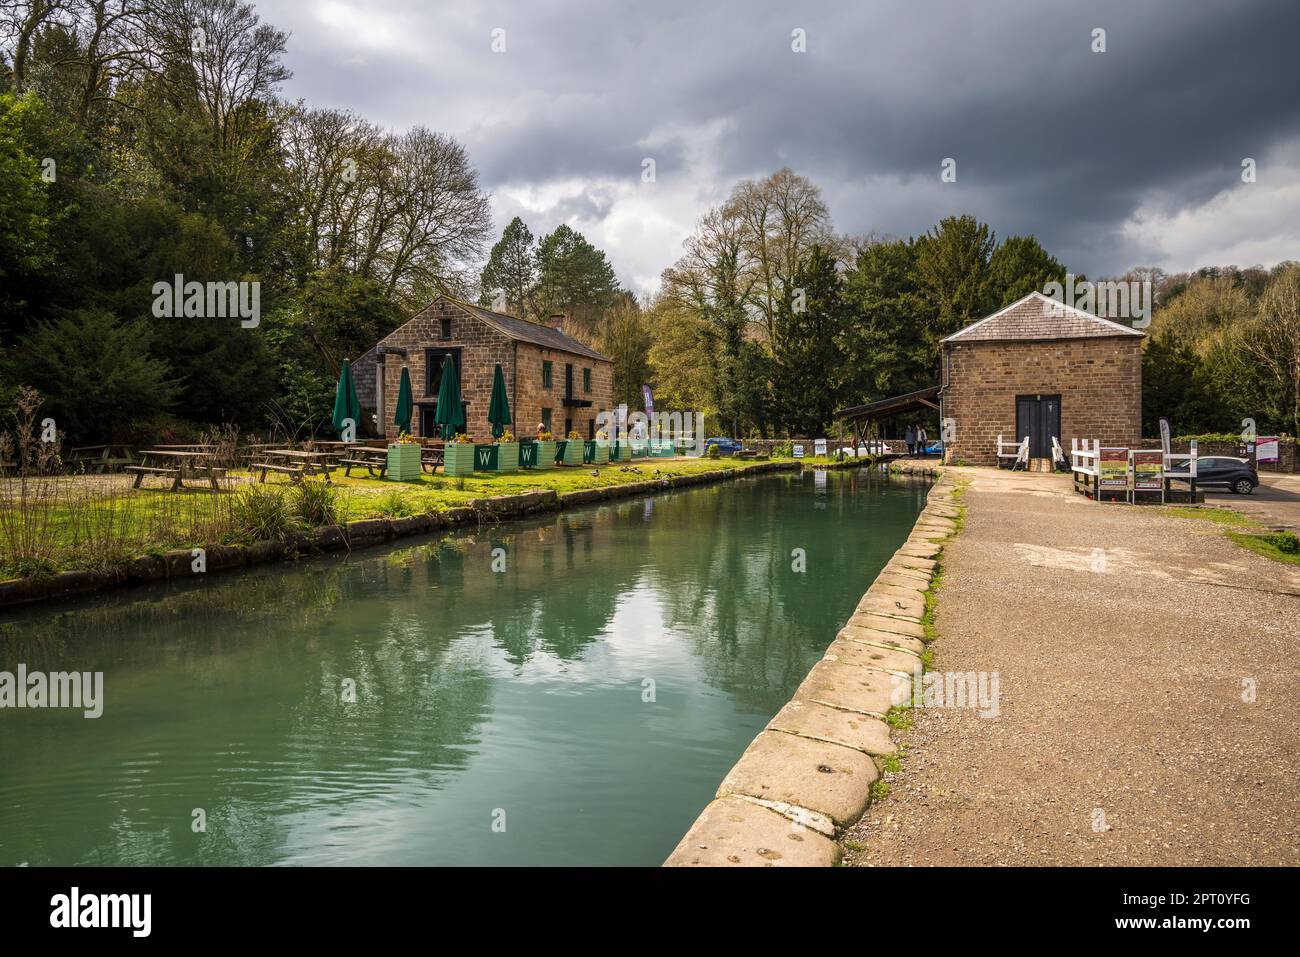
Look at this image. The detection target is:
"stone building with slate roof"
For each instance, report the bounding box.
[361,296,613,442]
[939,291,1144,466]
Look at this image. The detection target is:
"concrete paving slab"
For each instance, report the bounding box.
[717,730,879,826]
[664,795,841,867]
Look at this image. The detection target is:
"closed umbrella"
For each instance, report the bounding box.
[433,355,465,439]
[394,367,413,436]
[331,359,361,437]
[487,363,512,439]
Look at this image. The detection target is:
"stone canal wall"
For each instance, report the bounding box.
[0,461,817,609]
[665,462,961,866]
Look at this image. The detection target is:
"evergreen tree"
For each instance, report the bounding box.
[479,216,537,318]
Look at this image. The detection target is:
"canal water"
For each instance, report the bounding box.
[0,468,927,866]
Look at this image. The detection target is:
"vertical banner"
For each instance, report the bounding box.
[642,385,655,439]
[1159,418,1171,454]
[1099,448,1130,495]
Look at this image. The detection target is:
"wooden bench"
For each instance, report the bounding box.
[340,453,387,478]
[251,462,334,483]
[126,465,182,490]
[421,448,444,473]
[70,445,137,473]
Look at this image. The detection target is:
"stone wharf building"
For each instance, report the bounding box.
[939,291,1144,466]
[357,296,614,442]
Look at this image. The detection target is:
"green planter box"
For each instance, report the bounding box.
[519,442,537,467]
[589,442,609,465]
[386,443,422,481]
[650,441,676,458]
[561,439,583,466]
[612,442,632,462]
[444,442,476,476]
[495,442,519,473]
[473,444,499,471]
[528,440,556,469]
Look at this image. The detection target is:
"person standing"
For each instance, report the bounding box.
[917,424,928,456]
[904,424,916,456]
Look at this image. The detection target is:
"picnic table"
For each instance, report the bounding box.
[126,449,225,491]
[252,449,336,483]
[68,444,137,473]
[421,446,444,473]
[339,446,389,478]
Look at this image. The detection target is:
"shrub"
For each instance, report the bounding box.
[290,480,340,527]
[229,486,294,543]
[705,444,720,459]
[1263,531,1299,554]
[374,489,414,518]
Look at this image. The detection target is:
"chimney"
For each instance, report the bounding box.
[548,313,566,335]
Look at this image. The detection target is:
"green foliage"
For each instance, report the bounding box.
[302,267,402,362]
[769,245,852,435]
[479,216,537,318]
[987,235,1067,306]
[912,214,997,346]
[601,294,653,408]
[0,93,55,328]
[289,480,340,528]
[7,308,179,442]
[1142,330,1224,436]
[1263,531,1299,554]
[532,224,620,336]
[1142,264,1300,437]
[374,489,415,517]
[229,486,295,543]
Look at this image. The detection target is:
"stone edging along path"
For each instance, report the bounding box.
[0,459,867,610]
[664,462,962,866]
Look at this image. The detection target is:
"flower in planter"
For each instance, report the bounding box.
[567,431,581,441]
[449,432,474,444]
[596,429,608,440]
[499,430,516,444]
[396,431,419,445]
[536,430,554,441]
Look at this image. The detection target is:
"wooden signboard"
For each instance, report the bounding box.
[1132,450,1164,499]
[1099,448,1130,496]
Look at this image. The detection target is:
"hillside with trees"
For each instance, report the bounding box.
[1,4,1293,444]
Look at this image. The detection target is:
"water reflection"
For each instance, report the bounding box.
[0,469,928,865]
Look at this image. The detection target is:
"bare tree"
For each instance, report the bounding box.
[723,167,832,340]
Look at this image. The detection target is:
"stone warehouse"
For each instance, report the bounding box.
[357,296,613,441]
[938,292,1144,465]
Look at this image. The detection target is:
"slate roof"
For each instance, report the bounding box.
[446,297,611,362]
[941,291,1145,344]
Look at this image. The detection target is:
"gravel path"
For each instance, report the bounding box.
[842,468,1300,866]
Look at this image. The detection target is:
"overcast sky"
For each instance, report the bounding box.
[256,0,1300,296]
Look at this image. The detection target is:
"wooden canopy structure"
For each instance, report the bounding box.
[834,386,941,450]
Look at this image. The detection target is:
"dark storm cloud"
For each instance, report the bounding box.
[260,0,1300,281]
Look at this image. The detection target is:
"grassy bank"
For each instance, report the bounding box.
[1159,505,1300,567]
[0,457,782,579]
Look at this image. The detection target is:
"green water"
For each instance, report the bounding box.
[0,469,926,866]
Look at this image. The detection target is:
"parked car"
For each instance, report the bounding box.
[703,437,743,454]
[1169,456,1259,494]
